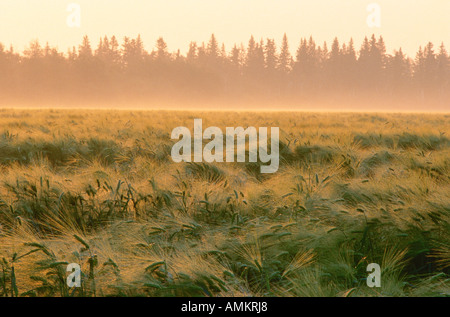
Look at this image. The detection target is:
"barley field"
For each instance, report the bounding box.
[0,108,449,297]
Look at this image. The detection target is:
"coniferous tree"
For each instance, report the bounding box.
[278,33,292,73]
[78,35,93,60]
[155,37,169,61]
[187,42,198,63]
[264,39,277,71]
[0,33,448,108]
[207,34,219,59]
[386,48,411,94]
[230,44,244,71]
[436,43,449,94]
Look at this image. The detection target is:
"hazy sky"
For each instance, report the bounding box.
[0,0,449,57]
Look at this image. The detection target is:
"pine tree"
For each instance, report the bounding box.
[207,34,219,59]
[24,40,43,59]
[436,43,449,87]
[265,39,277,70]
[78,35,93,59]
[423,42,437,88]
[386,48,411,92]
[436,43,450,95]
[245,36,264,73]
[155,37,169,61]
[278,33,292,73]
[245,35,257,69]
[230,44,242,68]
[358,36,371,65]
[109,36,121,66]
[187,42,198,63]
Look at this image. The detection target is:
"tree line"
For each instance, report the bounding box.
[0,34,448,110]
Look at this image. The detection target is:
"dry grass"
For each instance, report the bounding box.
[0,108,449,297]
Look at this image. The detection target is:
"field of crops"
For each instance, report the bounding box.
[0,108,449,297]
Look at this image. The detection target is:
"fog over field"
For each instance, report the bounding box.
[0,33,449,112]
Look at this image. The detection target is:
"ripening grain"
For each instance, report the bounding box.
[0,109,448,297]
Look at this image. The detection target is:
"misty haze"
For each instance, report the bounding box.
[0,34,449,111]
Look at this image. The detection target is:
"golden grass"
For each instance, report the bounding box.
[0,108,448,297]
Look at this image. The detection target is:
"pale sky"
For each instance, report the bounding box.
[0,0,449,58]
